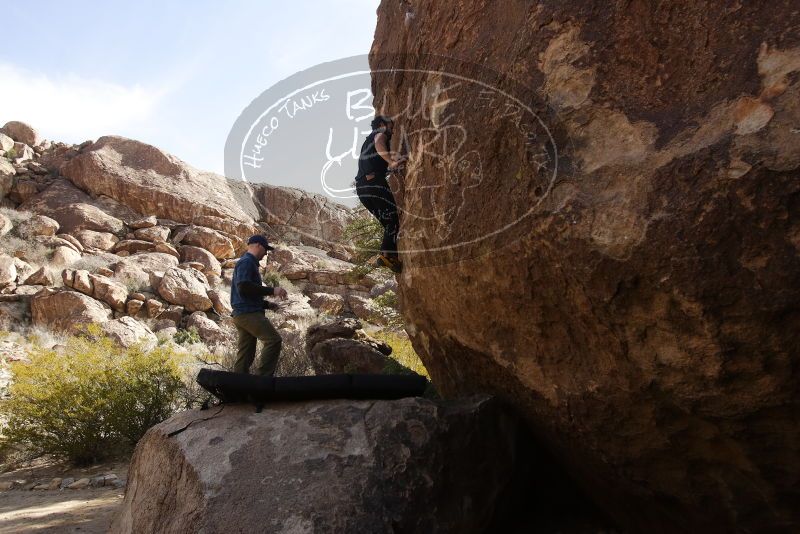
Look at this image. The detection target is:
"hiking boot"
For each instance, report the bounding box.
[375,254,403,274]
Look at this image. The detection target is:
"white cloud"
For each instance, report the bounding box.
[0,62,167,143]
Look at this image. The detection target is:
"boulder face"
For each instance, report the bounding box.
[60,136,262,238]
[30,289,111,332]
[372,2,800,532]
[19,178,128,234]
[251,184,358,249]
[113,397,518,534]
[1,121,39,147]
[157,267,212,312]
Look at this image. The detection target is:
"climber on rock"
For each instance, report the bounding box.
[229,235,288,376]
[355,115,406,274]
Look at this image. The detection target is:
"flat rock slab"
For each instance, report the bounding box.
[113,397,518,534]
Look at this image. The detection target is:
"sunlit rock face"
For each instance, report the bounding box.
[371,1,800,531]
[113,398,519,533]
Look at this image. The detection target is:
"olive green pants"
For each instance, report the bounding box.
[231,312,282,376]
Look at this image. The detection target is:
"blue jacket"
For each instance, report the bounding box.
[230,252,273,316]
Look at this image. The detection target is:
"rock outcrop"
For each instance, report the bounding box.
[113,397,517,534]
[61,136,262,238]
[157,267,212,312]
[100,316,158,349]
[251,184,357,250]
[372,2,800,532]
[30,288,111,332]
[57,136,360,252]
[19,178,129,234]
[1,121,39,147]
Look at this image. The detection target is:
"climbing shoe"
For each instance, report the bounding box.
[375,254,403,274]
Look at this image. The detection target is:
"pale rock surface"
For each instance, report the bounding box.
[1,121,40,147]
[30,288,111,332]
[113,397,517,534]
[158,267,212,312]
[100,316,157,349]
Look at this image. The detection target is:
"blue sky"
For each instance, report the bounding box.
[0,0,379,175]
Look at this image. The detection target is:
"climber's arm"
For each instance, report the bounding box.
[375,132,393,164]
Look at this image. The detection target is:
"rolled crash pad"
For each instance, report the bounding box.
[196,368,427,403]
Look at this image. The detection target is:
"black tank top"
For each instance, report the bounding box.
[357,128,391,181]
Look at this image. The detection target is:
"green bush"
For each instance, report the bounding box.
[373,290,398,310]
[262,270,283,287]
[174,327,201,346]
[344,264,373,284]
[0,335,187,464]
[343,215,383,265]
[5,148,17,160]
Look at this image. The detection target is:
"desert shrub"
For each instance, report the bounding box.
[71,255,114,273]
[118,272,145,292]
[0,209,52,265]
[0,235,51,267]
[343,215,383,264]
[373,290,398,310]
[262,270,282,287]
[372,330,429,378]
[174,327,201,346]
[344,264,373,284]
[4,148,17,160]
[371,290,403,329]
[261,269,297,292]
[0,335,187,464]
[0,207,32,226]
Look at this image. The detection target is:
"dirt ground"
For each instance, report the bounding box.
[0,459,128,533]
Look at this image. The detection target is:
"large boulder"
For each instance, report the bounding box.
[305,317,362,351]
[50,245,81,268]
[0,133,14,152]
[179,245,221,276]
[100,317,157,349]
[114,252,179,275]
[133,225,170,242]
[185,311,228,345]
[175,225,235,260]
[308,337,391,375]
[73,229,119,251]
[0,159,15,200]
[89,273,129,312]
[308,292,345,315]
[30,288,111,332]
[269,244,365,284]
[251,184,359,250]
[19,179,127,234]
[113,397,518,534]
[1,121,39,147]
[60,136,262,240]
[158,267,212,312]
[372,2,800,532]
[15,214,59,238]
[112,252,180,293]
[0,255,17,287]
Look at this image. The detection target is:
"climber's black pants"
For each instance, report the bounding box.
[355,175,399,259]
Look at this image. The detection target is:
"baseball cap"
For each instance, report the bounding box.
[248,235,274,250]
